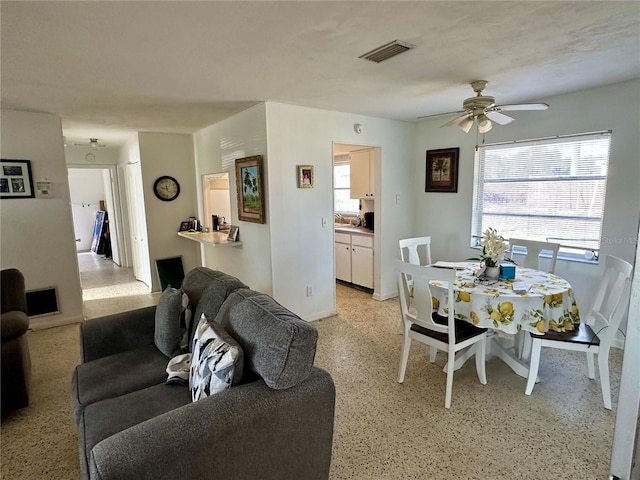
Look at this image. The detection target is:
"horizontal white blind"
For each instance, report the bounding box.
[472,131,611,252]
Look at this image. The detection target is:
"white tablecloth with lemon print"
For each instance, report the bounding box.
[430,264,580,335]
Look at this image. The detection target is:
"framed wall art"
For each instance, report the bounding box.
[297,165,314,188]
[227,225,239,242]
[235,155,266,224]
[425,148,459,193]
[0,159,35,199]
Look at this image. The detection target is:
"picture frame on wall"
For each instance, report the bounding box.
[297,165,314,188]
[235,155,266,224]
[425,148,459,193]
[0,159,35,199]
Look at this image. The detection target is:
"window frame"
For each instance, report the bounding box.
[471,130,612,264]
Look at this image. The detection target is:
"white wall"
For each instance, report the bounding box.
[414,79,640,318]
[265,102,416,319]
[193,104,272,294]
[68,168,107,251]
[0,110,83,328]
[138,132,200,291]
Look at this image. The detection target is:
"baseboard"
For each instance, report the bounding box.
[306,309,337,322]
[373,290,398,301]
[29,314,83,330]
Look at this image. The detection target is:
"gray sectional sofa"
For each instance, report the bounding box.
[72,267,335,480]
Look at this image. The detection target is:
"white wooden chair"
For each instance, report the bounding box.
[398,236,432,332]
[509,238,561,359]
[508,238,560,274]
[525,255,633,409]
[397,260,487,409]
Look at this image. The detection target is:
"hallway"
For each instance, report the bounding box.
[78,252,159,319]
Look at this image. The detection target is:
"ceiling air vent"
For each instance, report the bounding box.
[359,40,415,63]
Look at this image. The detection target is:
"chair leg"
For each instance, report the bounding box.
[475,339,487,385]
[444,350,455,409]
[586,351,596,379]
[398,334,412,383]
[597,349,612,410]
[525,339,542,395]
[429,346,438,363]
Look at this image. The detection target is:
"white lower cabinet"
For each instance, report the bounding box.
[335,231,373,289]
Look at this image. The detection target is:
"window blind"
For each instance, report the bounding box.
[472,131,611,253]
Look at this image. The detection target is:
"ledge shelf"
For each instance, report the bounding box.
[177,231,242,247]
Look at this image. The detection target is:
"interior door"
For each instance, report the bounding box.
[125,163,152,288]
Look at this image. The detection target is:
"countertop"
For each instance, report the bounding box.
[177,231,242,246]
[334,225,374,236]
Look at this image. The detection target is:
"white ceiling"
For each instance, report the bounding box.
[2,1,639,148]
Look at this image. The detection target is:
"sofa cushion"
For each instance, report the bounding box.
[154,287,186,358]
[72,344,168,424]
[215,289,318,390]
[180,268,248,347]
[79,382,192,479]
[190,314,242,401]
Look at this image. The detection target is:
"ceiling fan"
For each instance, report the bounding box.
[422,80,549,133]
[72,137,107,149]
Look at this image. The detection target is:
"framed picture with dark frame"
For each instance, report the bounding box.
[227,225,239,242]
[297,165,314,188]
[1,159,35,199]
[425,148,459,193]
[235,155,266,224]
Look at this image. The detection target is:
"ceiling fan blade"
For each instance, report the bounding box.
[494,103,549,111]
[417,110,464,120]
[485,110,514,125]
[441,113,471,128]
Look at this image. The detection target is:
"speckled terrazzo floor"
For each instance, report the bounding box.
[0,265,621,480]
[316,284,621,480]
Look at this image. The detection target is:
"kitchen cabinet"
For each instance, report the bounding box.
[334,230,373,289]
[335,232,352,283]
[350,149,375,199]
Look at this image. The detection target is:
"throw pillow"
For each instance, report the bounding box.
[155,287,187,358]
[190,313,243,401]
[166,353,192,386]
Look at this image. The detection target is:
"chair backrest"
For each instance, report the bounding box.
[586,255,633,342]
[397,260,455,343]
[399,236,432,266]
[508,238,560,273]
[1,268,27,314]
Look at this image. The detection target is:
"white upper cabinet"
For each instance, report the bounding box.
[350,149,375,199]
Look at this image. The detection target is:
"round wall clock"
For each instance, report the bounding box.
[153,175,180,201]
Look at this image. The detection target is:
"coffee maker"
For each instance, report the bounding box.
[212,215,219,231]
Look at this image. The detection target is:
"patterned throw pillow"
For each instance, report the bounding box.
[189,313,242,401]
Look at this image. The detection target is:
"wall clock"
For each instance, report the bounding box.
[153,175,180,201]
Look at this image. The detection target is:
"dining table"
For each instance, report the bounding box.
[429,262,581,378]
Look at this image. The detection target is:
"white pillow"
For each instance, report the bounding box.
[189,313,241,401]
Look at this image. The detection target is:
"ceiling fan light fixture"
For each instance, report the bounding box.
[90,138,99,149]
[459,117,474,133]
[476,114,492,133]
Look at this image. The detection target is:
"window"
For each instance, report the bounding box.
[334,159,360,214]
[471,131,611,259]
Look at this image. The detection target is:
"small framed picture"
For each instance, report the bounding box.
[1,159,35,199]
[227,225,239,241]
[297,165,314,188]
[178,221,191,232]
[425,148,459,193]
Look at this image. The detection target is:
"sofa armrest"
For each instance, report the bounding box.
[80,306,157,363]
[88,367,335,480]
[1,311,29,341]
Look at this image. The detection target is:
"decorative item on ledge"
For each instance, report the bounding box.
[297,165,314,188]
[425,148,459,193]
[227,225,239,242]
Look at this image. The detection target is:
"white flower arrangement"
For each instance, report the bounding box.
[472,227,508,267]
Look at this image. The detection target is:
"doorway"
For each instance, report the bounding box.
[332,143,379,303]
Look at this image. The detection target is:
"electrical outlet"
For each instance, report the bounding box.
[306,286,312,297]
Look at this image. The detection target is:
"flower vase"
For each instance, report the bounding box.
[485,266,500,279]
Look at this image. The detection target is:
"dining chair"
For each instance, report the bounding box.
[398,236,433,333]
[397,260,487,409]
[509,238,561,359]
[508,238,561,274]
[525,255,633,409]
